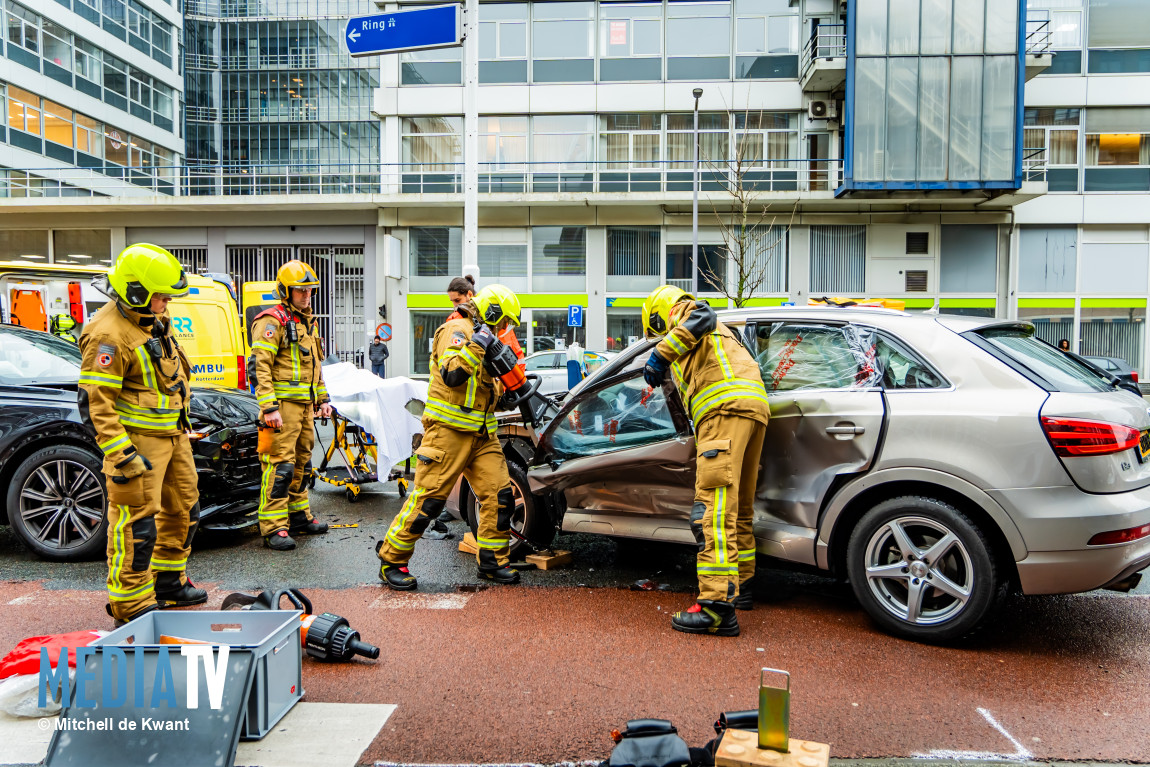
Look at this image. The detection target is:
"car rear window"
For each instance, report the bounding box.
[0,330,82,385]
[976,327,1111,393]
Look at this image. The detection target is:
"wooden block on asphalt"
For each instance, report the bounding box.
[524,549,572,570]
[458,531,478,555]
[716,729,829,767]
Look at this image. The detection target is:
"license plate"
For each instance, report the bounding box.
[1140,430,1150,460]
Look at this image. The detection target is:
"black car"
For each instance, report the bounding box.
[1084,355,1141,394]
[0,324,262,561]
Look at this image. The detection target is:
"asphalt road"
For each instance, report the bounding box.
[2,476,1149,765]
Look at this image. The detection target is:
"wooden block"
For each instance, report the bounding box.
[715,730,829,767]
[458,532,478,555]
[523,549,572,570]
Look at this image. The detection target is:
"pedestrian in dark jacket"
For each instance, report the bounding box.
[369,337,389,378]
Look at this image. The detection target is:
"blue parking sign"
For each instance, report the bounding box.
[567,305,583,327]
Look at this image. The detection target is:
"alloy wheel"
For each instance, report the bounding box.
[18,459,105,552]
[863,515,974,626]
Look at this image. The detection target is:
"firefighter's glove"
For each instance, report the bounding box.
[472,325,497,351]
[643,350,670,389]
[114,452,152,483]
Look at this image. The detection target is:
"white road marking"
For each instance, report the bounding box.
[368,593,471,610]
[913,707,1034,761]
[5,595,35,605]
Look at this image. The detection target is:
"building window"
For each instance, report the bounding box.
[43,100,74,148]
[480,3,528,83]
[410,311,444,376]
[410,227,462,293]
[939,225,997,293]
[667,1,732,80]
[668,113,729,169]
[1084,108,1150,191]
[75,39,103,86]
[480,116,528,191]
[1019,226,1076,292]
[54,230,112,266]
[401,46,463,85]
[530,310,585,353]
[666,244,727,293]
[104,126,130,166]
[607,226,661,292]
[532,115,594,192]
[735,0,799,79]
[1024,108,1080,192]
[810,225,865,294]
[7,86,41,136]
[77,115,103,158]
[532,1,594,82]
[734,112,799,186]
[532,226,586,291]
[478,231,529,293]
[599,3,662,81]
[1087,0,1150,74]
[401,117,462,193]
[1079,227,1150,294]
[103,54,129,103]
[607,308,643,351]
[42,20,72,73]
[599,114,661,169]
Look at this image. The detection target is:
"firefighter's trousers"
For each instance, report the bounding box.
[258,399,317,536]
[377,422,513,571]
[106,432,200,621]
[692,414,767,602]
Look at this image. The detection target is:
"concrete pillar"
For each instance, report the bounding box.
[586,226,607,349]
[789,225,810,304]
[207,228,226,273]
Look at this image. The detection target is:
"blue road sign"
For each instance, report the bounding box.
[345,4,462,58]
[568,305,584,328]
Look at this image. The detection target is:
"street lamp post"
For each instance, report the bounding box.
[691,88,703,297]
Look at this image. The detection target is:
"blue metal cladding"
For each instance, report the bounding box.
[838,0,1027,196]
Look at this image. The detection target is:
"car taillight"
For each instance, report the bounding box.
[237,354,246,390]
[1088,523,1150,546]
[1133,371,1139,383]
[1040,416,1141,457]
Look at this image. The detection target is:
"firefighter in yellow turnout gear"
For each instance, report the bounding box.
[375,284,523,590]
[78,244,207,626]
[642,285,770,637]
[249,260,333,550]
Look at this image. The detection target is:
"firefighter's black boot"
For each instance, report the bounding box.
[290,512,328,535]
[155,572,209,608]
[264,530,297,551]
[671,599,740,636]
[107,603,158,629]
[436,510,454,524]
[477,565,520,585]
[732,583,753,611]
[380,564,418,591]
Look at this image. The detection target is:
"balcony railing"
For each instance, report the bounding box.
[1025,16,1052,55]
[800,23,846,82]
[1023,146,1049,183]
[0,159,844,198]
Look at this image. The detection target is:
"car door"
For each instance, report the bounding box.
[745,319,886,559]
[528,352,697,542]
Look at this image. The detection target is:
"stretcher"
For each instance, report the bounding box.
[308,365,428,503]
[309,411,412,502]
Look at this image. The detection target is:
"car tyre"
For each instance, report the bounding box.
[846,496,999,643]
[7,445,108,562]
[464,462,555,559]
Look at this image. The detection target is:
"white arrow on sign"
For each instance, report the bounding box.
[348,28,361,42]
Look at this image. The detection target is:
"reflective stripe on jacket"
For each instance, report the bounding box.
[78,301,193,467]
[426,306,498,434]
[249,304,329,412]
[655,299,770,427]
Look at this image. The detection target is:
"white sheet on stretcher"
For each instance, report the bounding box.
[319,363,427,471]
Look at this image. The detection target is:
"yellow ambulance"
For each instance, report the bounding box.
[0,263,247,389]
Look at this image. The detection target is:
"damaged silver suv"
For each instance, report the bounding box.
[456,307,1150,642]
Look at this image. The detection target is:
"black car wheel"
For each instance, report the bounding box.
[464,462,554,559]
[846,496,1000,643]
[7,445,108,561]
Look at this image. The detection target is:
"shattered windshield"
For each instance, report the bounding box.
[548,374,678,460]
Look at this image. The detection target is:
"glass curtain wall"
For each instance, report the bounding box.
[184,0,380,194]
[851,0,1020,187]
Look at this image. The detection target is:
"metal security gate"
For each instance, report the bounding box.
[810,225,865,294]
[168,247,208,273]
[227,245,364,362]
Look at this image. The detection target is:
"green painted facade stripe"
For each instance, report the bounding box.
[607,298,646,308]
[740,297,788,307]
[1081,298,1147,308]
[940,298,996,308]
[1018,298,1075,308]
[900,299,936,309]
[407,294,589,309]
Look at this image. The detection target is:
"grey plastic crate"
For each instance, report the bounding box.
[94,609,304,740]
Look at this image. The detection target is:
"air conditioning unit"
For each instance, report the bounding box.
[808,99,838,120]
